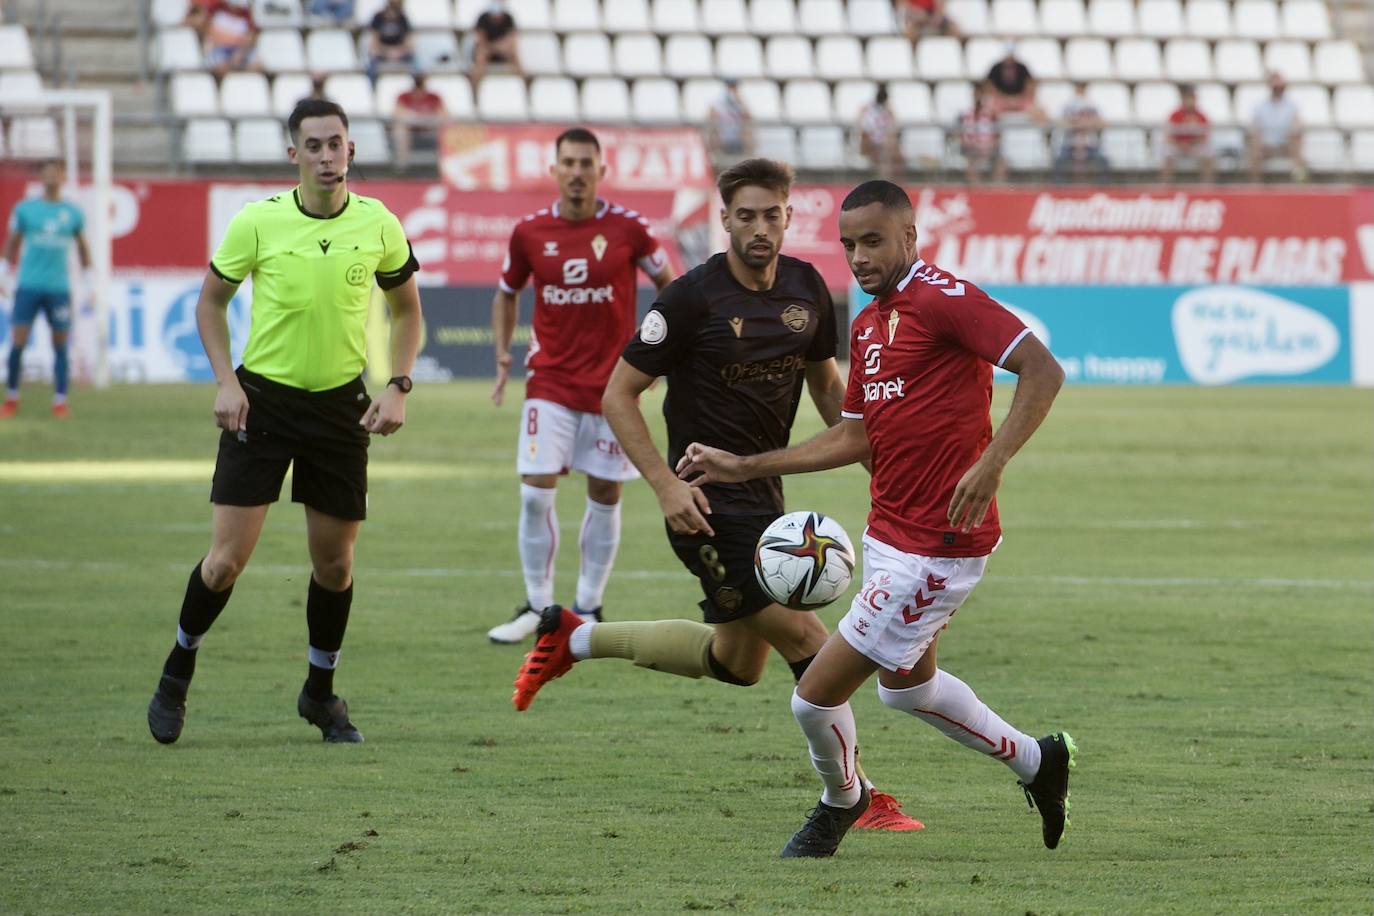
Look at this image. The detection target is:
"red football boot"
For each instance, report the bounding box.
[512,605,582,711]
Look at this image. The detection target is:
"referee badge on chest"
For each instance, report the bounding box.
[780,304,809,333]
[346,263,368,286]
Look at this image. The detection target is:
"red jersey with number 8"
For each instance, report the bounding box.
[500,199,666,413]
[841,259,1030,558]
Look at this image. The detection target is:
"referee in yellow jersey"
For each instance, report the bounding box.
[148,99,423,744]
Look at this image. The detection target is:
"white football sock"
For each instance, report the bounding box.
[791,690,863,808]
[568,622,594,660]
[518,483,559,610]
[575,498,620,611]
[878,670,1041,783]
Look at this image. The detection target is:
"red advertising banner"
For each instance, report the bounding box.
[437,123,713,194]
[781,186,1374,289]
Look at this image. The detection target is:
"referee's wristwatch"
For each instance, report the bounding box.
[387,375,413,394]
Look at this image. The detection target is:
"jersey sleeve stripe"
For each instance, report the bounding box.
[840,410,864,420]
[208,261,242,285]
[996,327,1033,368]
[498,278,518,294]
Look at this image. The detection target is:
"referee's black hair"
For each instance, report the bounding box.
[554,127,601,154]
[288,99,350,142]
[840,180,912,214]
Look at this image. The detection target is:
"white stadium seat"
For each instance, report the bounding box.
[866,36,914,81]
[1000,124,1049,169]
[403,0,451,27]
[1132,81,1179,122]
[517,32,563,77]
[1315,41,1366,86]
[1263,41,1313,84]
[552,0,600,32]
[454,0,489,28]
[716,36,765,80]
[354,0,387,24]
[256,29,307,73]
[631,78,682,122]
[798,124,847,168]
[1302,127,1347,173]
[1114,38,1163,83]
[374,72,413,117]
[1064,37,1113,82]
[1086,0,1135,39]
[1231,0,1279,40]
[1162,39,1213,83]
[1184,0,1231,40]
[682,78,727,121]
[172,71,219,117]
[427,74,475,118]
[414,29,461,72]
[1333,85,1374,130]
[253,0,301,27]
[946,0,990,35]
[916,36,965,82]
[1233,82,1270,123]
[754,124,797,162]
[699,0,748,34]
[270,72,312,118]
[765,35,815,80]
[1038,0,1086,36]
[887,79,933,124]
[1195,82,1234,125]
[614,33,664,78]
[0,24,36,68]
[348,119,390,165]
[737,78,782,120]
[0,70,42,100]
[652,0,699,33]
[1100,126,1150,168]
[815,35,864,80]
[1280,0,1331,40]
[1214,40,1263,84]
[477,74,529,120]
[1085,80,1131,121]
[603,0,650,32]
[797,0,845,36]
[1351,131,1374,171]
[220,72,271,117]
[235,118,287,163]
[1288,84,1332,127]
[8,117,58,157]
[1036,80,1073,118]
[306,29,358,72]
[507,0,552,30]
[530,76,579,121]
[846,0,897,37]
[564,33,613,78]
[323,73,376,117]
[782,78,833,124]
[152,0,189,27]
[990,0,1040,36]
[182,118,233,163]
[1017,37,1064,81]
[749,0,798,36]
[933,79,974,122]
[1135,0,1183,39]
[963,37,1005,80]
[901,126,946,166]
[155,27,203,71]
[665,34,714,79]
[832,78,879,124]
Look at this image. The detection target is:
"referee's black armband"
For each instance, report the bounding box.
[375,244,420,290]
[208,261,242,285]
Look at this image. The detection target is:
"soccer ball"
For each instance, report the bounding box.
[754,511,856,611]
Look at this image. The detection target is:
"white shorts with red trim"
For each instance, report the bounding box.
[837,533,989,674]
[515,398,639,481]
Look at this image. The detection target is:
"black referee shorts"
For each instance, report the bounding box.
[666,513,779,624]
[210,367,372,521]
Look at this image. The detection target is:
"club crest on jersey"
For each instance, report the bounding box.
[888,310,900,342]
[781,304,809,333]
[543,241,559,256]
[591,233,608,261]
[729,316,744,338]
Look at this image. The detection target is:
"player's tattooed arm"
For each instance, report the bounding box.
[678,417,870,485]
[196,270,248,433]
[604,358,714,537]
[947,333,1064,532]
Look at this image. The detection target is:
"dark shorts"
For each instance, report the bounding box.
[210,367,371,521]
[12,288,72,331]
[666,512,779,624]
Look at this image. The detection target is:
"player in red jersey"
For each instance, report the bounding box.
[677,180,1076,858]
[487,127,675,644]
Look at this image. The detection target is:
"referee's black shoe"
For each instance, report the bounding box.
[297,685,364,743]
[780,785,870,858]
[1019,731,1078,849]
[147,674,190,744]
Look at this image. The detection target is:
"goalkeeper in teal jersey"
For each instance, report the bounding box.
[0,159,91,419]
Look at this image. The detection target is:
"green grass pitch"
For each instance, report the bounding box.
[0,381,1370,913]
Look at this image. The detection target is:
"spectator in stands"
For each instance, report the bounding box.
[1052,82,1108,183]
[367,0,415,84]
[306,0,355,26]
[985,43,1045,123]
[895,0,960,40]
[1162,84,1215,184]
[1248,71,1305,182]
[470,0,525,86]
[858,86,905,179]
[391,72,449,173]
[958,81,1004,183]
[186,0,261,80]
[706,78,754,164]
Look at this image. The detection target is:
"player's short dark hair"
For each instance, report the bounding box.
[1179,83,1196,96]
[555,127,601,155]
[288,98,349,142]
[716,158,795,207]
[840,180,912,214]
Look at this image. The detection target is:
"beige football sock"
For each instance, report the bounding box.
[589,619,715,679]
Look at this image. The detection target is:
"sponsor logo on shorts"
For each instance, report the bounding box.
[863,378,905,401]
[851,616,871,637]
[595,438,623,456]
[714,586,743,614]
[541,284,614,305]
[720,354,807,386]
